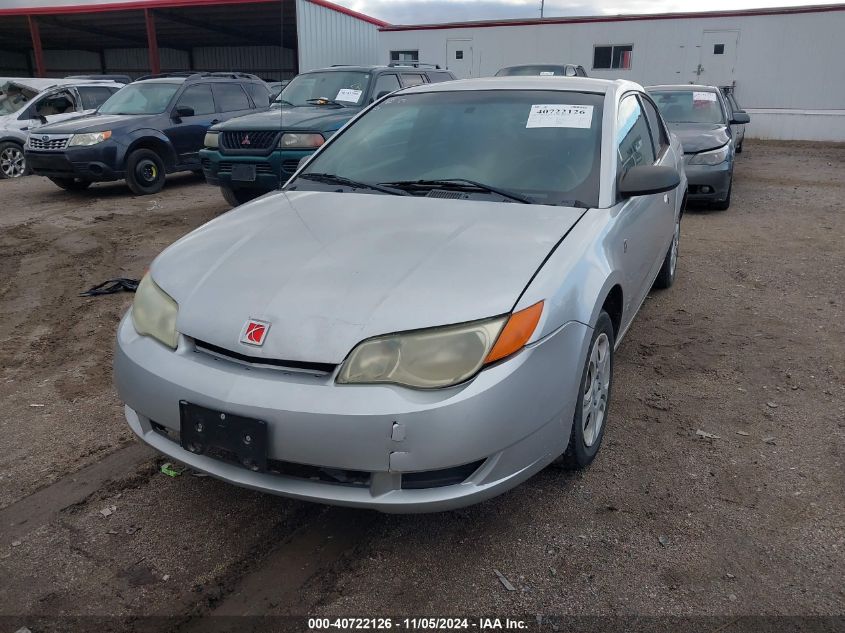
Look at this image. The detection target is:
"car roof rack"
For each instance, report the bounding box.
[135,71,261,82]
[387,62,442,69]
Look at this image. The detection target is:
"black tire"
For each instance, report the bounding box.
[711,181,732,211]
[0,141,28,179]
[126,148,166,195]
[49,177,92,191]
[557,311,615,469]
[736,141,743,154]
[221,186,263,207]
[653,214,680,289]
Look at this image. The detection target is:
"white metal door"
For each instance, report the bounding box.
[446,39,473,78]
[697,30,739,86]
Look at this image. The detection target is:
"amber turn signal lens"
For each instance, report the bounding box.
[484,301,544,364]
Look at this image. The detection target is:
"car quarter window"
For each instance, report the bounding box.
[244,82,271,108]
[639,95,670,156]
[212,83,251,112]
[78,86,118,110]
[372,73,401,100]
[176,84,215,115]
[426,71,454,83]
[616,94,656,180]
[400,73,426,88]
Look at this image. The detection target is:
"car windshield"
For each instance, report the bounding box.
[650,90,725,124]
[98,82,181,115]
[0,82,38,115]
[295,89,604,207]
[496,65,573,77]
[274,71,370,107]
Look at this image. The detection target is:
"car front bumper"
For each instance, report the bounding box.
[25,144,122,181]
[200,148,314,191]
[683,157,733,202]
[114,312,591,512]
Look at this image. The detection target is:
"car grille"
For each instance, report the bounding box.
[221,131,278,150]
[28,136,69,151]
[193,338,336,374]
[281,159,300,174]
[217,162,275,174]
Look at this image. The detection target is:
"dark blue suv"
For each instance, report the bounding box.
[25,72,271,194]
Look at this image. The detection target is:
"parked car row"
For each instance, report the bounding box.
[7,64,749,212]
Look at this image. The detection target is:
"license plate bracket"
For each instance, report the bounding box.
[179,401,268,472]
[230,163,257,182]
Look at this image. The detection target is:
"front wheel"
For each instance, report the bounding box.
[49,177,92,191]
[221,186,263,207]
[0,141,28,179]
[126,148,166,195]
[653,215,680,289]
[557,311,615,469]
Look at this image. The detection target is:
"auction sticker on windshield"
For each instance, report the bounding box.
[336,89,362,103]
[526,104,593,128]
[693,91,718,102]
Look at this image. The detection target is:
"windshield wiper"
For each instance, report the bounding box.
[297,173,409,196]
[306,98,345,107]
[379,179,533,204]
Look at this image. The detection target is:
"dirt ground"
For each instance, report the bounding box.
[0,142,843,631]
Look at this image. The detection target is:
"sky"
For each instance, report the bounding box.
[331,0,832,24]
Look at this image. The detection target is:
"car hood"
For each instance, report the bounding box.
[35,113,156,134]
[151,191,586,365]
[213,106,358,133]
[668,122,730,154]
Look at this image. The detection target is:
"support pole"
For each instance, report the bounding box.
[28,15,45,77]
[145,9,160,75]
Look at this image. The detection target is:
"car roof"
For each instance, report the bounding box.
[399,76,641,96]
[647,84,719,92]
[306,66,447,74]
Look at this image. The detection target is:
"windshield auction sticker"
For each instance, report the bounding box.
[693,91,718,102]
[526,104,593,128]
[336,88,363,102]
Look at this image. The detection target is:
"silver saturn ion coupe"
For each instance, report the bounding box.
[115,77,687,512]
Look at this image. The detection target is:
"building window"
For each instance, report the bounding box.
[455,50,463,60]
[390,50,419,63]
[713,44,725,54]
[593,45,633,70]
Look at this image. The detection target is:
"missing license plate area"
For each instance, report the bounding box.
[231,163,257,182]
[179,401,267,472]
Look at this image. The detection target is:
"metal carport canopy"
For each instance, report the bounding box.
[0,0,387,77]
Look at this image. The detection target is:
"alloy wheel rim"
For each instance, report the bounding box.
[1,147,25,178]
[582,332,611,447]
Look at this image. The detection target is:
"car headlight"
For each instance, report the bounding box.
[689,144,730,166]
[204,131,219,148]
[279,133,324,149]
[337,302,544,389]
[68,131,112,146]
[131,273,179,349]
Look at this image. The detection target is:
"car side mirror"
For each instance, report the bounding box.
[731,111,750,124]
[619,165,680,198]
[297,156,310,170]
[173,105,194,119]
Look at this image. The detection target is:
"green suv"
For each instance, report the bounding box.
[200,64,455,206]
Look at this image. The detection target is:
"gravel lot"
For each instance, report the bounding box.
[0,142,843,630]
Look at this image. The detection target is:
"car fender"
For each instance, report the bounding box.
[120,128,178,170]
[514,207,627,344]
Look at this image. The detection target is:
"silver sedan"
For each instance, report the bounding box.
[114,77,687,512]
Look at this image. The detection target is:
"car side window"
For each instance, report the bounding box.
[244,83,271,108]
[78,86,118,110]
[34,90,76,117]
[400,73,426,88]
[639,95,670,157]
[372,74,401,100]
[176,84,215,116]
[616,94,656,182]
[212,83,251,112]
[426,71,454,83]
